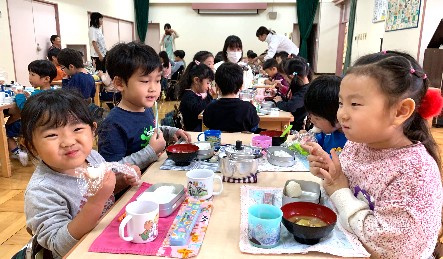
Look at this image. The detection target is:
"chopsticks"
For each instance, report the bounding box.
[155,101,159,138]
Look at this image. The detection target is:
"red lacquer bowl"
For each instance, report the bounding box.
[166,144,199,166]
[281,202,337,245]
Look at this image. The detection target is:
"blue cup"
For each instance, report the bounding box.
[247,204,282,249]
[197,130,221,150]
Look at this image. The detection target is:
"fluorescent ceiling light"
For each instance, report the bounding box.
[197,9,259,14]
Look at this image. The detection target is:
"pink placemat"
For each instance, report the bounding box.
[89,182,179,255]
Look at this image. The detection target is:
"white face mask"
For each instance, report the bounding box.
[227,51,242,63]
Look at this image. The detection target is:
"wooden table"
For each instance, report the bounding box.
[198,111,294,131]
[52,80,102,106]
[0,103,15,178]
[252,84,274,89]
[66,132,340,258]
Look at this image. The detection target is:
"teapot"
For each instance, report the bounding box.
[218,141,261,181]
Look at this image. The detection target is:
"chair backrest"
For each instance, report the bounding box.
[171,65,184,81]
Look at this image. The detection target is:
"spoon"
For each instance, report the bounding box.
[280,124,293,137]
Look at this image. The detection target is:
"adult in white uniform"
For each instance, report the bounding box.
[256,26,299,61]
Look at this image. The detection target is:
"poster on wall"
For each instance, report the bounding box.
[373,0,387,23]
[385,0,422,32]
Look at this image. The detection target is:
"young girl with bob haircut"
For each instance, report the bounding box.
[21,90,140,258]
[178,61,215,131]
[303,51,443,258]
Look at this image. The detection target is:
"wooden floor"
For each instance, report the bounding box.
[0,102,442,257]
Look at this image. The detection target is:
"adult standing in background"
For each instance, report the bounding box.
[89,12,107,72]
[256,26,299,61]
[48,35,61,51]
[160,23,179,61]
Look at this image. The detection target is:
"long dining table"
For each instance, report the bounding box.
[65,132,342,258]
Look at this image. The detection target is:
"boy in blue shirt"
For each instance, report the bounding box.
[304,75,347,154]
[6,60,57,166]
[57,48,96,102]
[97,42,190,171]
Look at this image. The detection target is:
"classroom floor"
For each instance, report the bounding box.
[0,101,442,258]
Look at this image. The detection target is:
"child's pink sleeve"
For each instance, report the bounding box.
[330,164,442,258]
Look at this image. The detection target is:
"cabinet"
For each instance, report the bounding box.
[423,48,443,126]
[423,48,443,89]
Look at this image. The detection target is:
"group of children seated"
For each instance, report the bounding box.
[9,39,443,258]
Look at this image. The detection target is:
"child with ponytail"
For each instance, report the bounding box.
[303,51,443,258]
[178,59,215,131]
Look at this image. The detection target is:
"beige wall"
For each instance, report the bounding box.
[0,0,14,82]
[350,0,442,66]
[316,1,340,73]
[0,0,134,82]
[351,0,385,63]
[148,3,298,66]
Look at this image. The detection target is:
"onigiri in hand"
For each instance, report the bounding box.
[285,181,302,198]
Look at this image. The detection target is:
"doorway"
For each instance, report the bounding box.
[146,23,160,54]
[293,23,318,72]
[7,0,59,85]
[335,1,350,76]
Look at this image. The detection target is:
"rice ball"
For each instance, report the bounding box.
[285,181,302,198]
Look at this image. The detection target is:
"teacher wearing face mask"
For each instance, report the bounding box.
[256,26,299,61]
[214,35,254,89]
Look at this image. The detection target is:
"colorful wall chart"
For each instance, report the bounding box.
[373,0,387,23]
[385,0,422,31]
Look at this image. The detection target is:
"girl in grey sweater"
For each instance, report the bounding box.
[21,90,140,258]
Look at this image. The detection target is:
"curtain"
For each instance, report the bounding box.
[134,0,149,42]
[296,0,319,59]
[343,0,357,73]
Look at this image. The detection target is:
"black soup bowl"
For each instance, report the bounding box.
[281,202,337,245]
[166,144,199,166]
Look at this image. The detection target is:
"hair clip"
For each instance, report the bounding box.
[194,60,200,65]
[423,74,427,79]
[382,50,387,54]
[292,72,298,76]
[410,68,416,74]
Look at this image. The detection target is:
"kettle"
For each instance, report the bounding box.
[218,141,260,180]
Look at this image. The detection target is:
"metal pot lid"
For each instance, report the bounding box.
[225,141,260,160]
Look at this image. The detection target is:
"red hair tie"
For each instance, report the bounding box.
[418,88,443,119]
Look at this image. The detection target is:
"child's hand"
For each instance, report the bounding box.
[90,170,116,203]
[302,142,349,196]
[124,164,142,187]
[13,88,23,95]
[273,96,283,102]
[302,142,329,176]
[173,129,191,143]
[209,86,218,99]
[149,130,166,156]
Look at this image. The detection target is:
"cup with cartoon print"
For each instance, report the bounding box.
[186,169,223,200]
[119,200,159,243]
